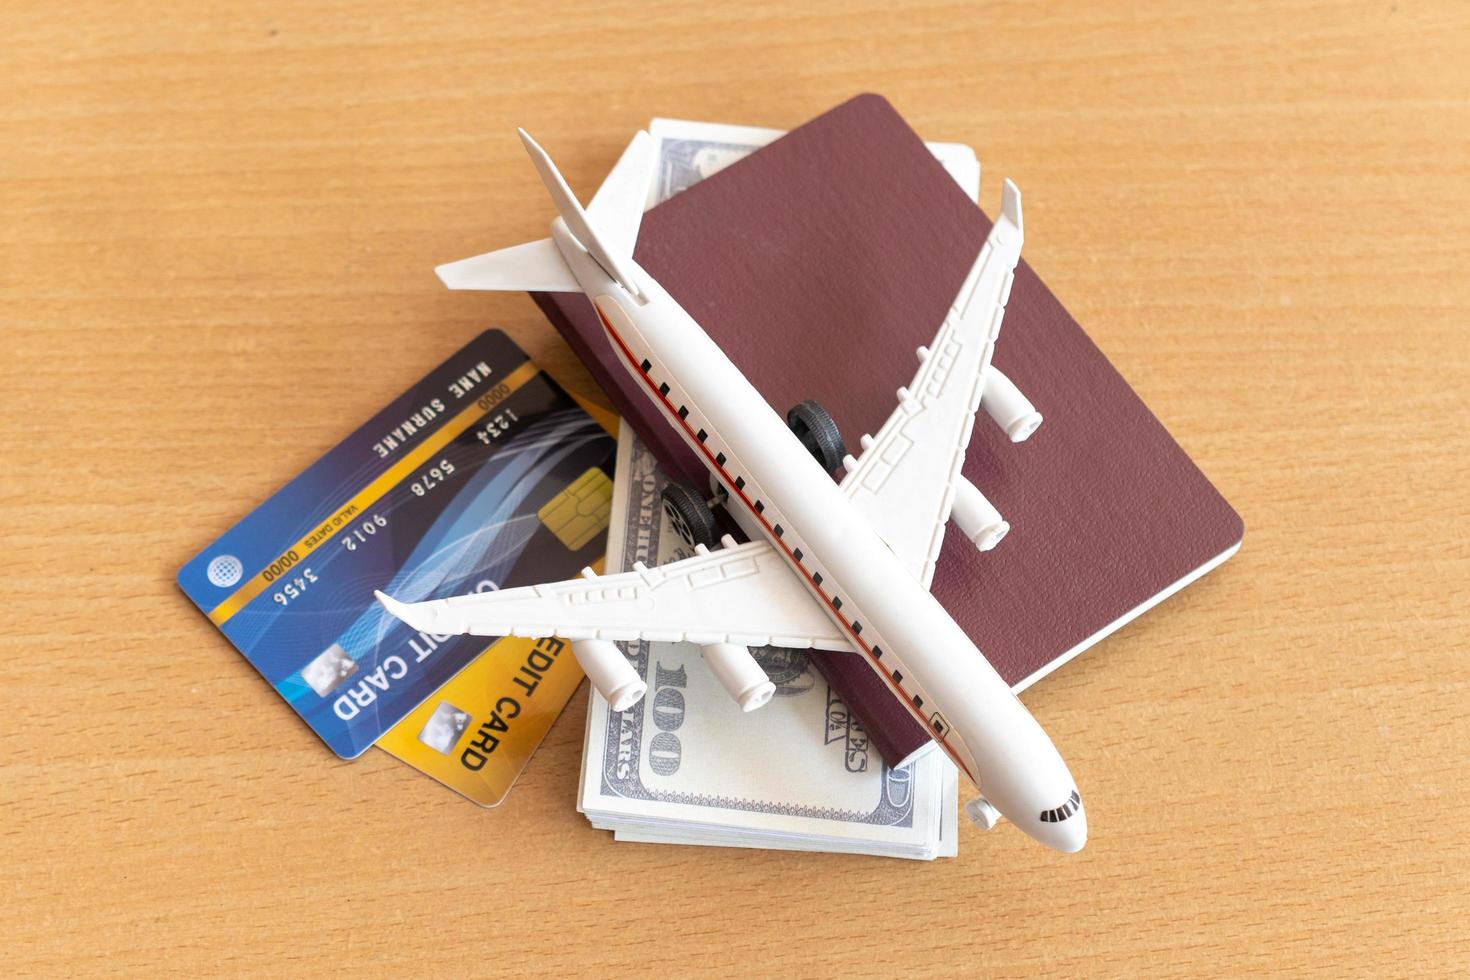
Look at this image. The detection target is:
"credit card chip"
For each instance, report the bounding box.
[537,467,613,551]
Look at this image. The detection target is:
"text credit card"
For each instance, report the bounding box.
[179,330,616,758]
[376,631,589,806]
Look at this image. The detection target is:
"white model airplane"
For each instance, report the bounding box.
[376,128,1086,853]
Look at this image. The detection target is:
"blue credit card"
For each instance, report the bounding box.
[178,330,616,757]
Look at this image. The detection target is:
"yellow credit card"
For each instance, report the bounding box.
[377,630,589,806]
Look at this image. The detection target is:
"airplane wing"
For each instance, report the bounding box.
[376,537,855,652]
[838,180,1025,588]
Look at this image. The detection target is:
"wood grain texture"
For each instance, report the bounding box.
[1,1,1466,975]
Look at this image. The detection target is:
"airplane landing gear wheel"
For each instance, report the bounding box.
[787,399,846,474]
[661,481,719,550]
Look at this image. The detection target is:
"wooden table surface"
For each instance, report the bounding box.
[3,1,1467,974]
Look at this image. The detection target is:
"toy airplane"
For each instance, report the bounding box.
[376,129,1085,853]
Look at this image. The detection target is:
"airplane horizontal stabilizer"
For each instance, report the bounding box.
[434,236,580,292]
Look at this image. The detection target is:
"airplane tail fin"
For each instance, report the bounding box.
[435,130,656,294]
[579,130,657,271]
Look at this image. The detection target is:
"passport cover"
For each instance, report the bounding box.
[533,94,1243,766]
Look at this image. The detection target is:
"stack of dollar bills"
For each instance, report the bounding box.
[575,118,985,860]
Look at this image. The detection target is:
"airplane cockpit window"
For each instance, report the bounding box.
[1040,789,1083,823]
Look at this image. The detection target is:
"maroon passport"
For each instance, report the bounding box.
[534,94,1243,767]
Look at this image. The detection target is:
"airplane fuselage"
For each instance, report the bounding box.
[550,219,1086,852]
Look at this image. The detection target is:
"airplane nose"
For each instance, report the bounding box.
[1053,809,1087,853]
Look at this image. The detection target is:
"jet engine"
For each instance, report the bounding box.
[964,796,1003,830]
[981,368,1043,443]
[570,639,647,712]
[701,642,776,712]
[950,478,1009,551]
